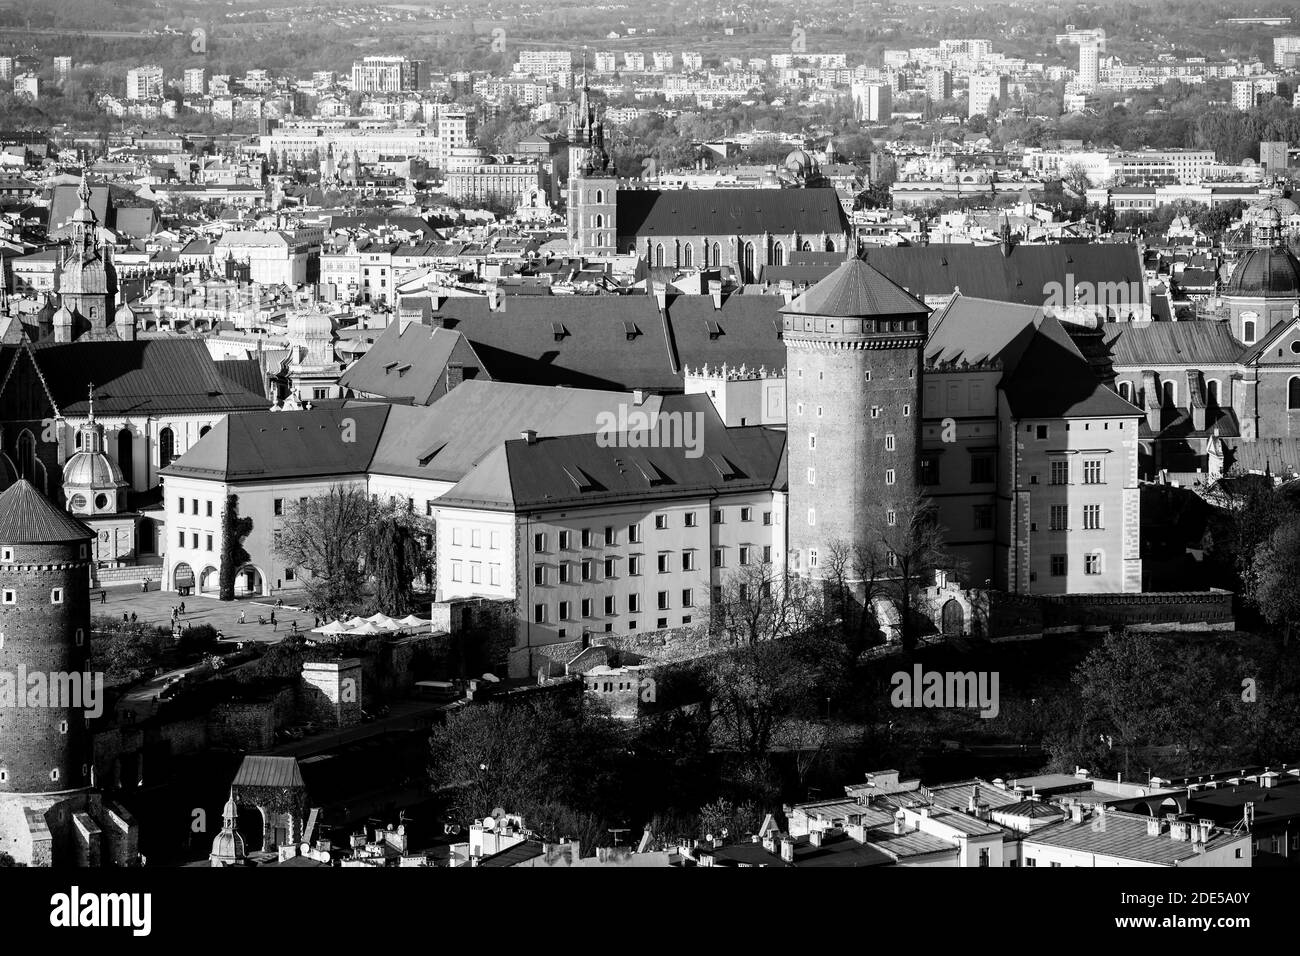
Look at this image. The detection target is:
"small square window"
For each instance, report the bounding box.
[51,588,64,605]
[1,590,14,605]
[655,514,668,530]
[1,548,12,562]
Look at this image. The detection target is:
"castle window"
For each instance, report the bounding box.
[1290,377,1300,411]
[16,429,36,481]
[712,242,721,267]
[1243,318,1256,344]
[1,548,11,562]
[1206,380,1220,406]
[655,243,665,268]
[807,508,816,526]
[1161,380,1176,408]
[1085,553,1103,575]
[885,469,896,485]
[683,243,693,267]
[594,190,603,204]
[51,588,64,605]
[1117,381,1132,403]
[50,769,60,783]
[594,214,603,228]
[1,590,14,604]
[809,434,816,450]
[59,721,68,734]
[773,241,785,266]
[159,427,176,466]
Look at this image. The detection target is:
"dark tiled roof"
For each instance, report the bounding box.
[1101,321,1244,368]
[338,323,485,405]
[31,339,270,416]
[439,407,786,513]
[1027,810,1240,865]
[161,404,391,482]
[925,295,1043,367]
[1002,316,1143,420]
[615,186,849,241]
[0,479,93,544]
[782,257,929,318]
[859,242,1145,305]
[215,358,267,399]
[233,755,306,790]
[1224,247,1300,298]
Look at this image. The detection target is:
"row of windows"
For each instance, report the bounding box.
[1046,459,1107,485]
[2,587,66,605]
[449,561,501,586]
[799,548,899,570]
[534,545,772,583]
[532,511,773,553]
[449,528,502,550]
[178,530,216,551]
[0,546,88,562]
[534,588,702,622]
[177,497,215,516]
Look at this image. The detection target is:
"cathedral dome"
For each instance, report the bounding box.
[62,447,126,490]
[58,253,116,296]
[1224,247,1300,299]
[783,148,820,179]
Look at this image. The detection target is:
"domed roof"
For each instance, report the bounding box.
[210,828,246,861]
[63,448,126,490]
[58,253,116,296]
[784,148,820,176]
[1224,247,1300,298]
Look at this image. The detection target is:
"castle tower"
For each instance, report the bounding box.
[782,258,930,581]
[209,790,246,867]
[0,479,95,795]
[62,385,130,521]
[567,61,617,256]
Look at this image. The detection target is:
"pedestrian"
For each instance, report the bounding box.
[239,609,246,625]
[130,612,137,624]
[291,619,298,633]
[270,610,277,627]
[122,612,129,624]
[101,590,107,604]
[180,601,186,615]
[314,615,320,628]
[272,618,278,633]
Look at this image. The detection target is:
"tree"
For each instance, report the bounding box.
[711,560,809,647]
[869,490,951,652]
[273,484,371,616]
[1252,522,1300,641]
[1061,161,1093,198]
[1074,630,1173,777]
[218,493,253,601]
[0,851,16,866]
[367,504,433,615]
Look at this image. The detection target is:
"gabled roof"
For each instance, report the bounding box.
[858,242,1145,306]
[337,322,486,406]
[1101,321,1244,368]
[368,381,668,483]
[438,404,786,513]
[24,339,270,416]
[615,186,849,240]
[0,479,93,544]
[233,755,306,790]
[1001,315,1143,420]
[161,404,391,482]
[782,257,929,318]
[925,295,1043,368]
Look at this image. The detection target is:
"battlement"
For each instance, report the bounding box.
[683,362,786,382]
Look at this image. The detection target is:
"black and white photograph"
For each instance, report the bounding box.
[0,0,1295,939]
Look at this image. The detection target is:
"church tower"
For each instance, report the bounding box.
[55,174,118,335]
[567,59,617,256]
[782,257,930,581]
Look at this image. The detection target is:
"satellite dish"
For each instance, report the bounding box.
[483,817,497,830]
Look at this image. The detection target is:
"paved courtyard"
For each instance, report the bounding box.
[95,583,318,645]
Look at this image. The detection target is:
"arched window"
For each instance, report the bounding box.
[594,214,603,228]
[1206,380,1220,407]
[16,429,36,479]
[655,243,665,268]
[1161,380,1176,408]
[711,242,721,267]
[117,428,134,486]
[825,237,836,252]
[199,425,211,438]
[1243,318,1257,344]
[772,241,785,266]
[683,243,693,267]
[594,189,603,204]
[159,427,176,466]
[801,240,812,251]
[595,233,604,248]
[742,242,756,281]
[1289,377,1300,411]
[1117,381,1132,403]
[75,430,83,450]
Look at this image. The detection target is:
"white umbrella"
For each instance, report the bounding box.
[347,622,384,635]
[343,616,368,628]
[312,620,350,635]
[365,613,400,628]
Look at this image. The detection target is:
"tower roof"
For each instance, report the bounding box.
[781,257,929,318]
[1224,247,1300,299]
[0,479,94,544]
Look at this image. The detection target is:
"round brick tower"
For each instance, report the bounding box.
[782,257,930,581]
[0,479,94,795]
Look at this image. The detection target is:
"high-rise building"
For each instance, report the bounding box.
[925,69,953,102]
[1259,141,1289,174]
[1232,76,1278,110]
[782,259,930,585]
[967,73,1008,118]
[1077,40,1100,92]
[54,57,72,83]
[183,67,206,96]
[0,56,12,81]
[13,74,38,101]
[854,82,893,122]
[681,51,703,71]
[1273,36,1300,66]
[126,65,164,101]
[350,56,421,93]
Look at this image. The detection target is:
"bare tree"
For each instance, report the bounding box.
[710,559,811,648]
[867,490,951,653]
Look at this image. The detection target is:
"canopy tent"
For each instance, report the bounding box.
[312,619,351,635]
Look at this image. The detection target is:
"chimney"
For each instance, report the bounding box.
[1170,820,1189,842]
[521,429,537,444]
[1070,803,1084,824]
[632,389,646,406]
[708,278,723,310]
[779,837,795,863]
[1197,819,1214,844]
[968,784,980,814]
[446,363,464,391]
[893,811,905,835]
[809,828,823,847]
[1146,817,1164,837]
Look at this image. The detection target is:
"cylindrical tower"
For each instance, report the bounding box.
[0,479,94,794]
[782,258,930,580]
